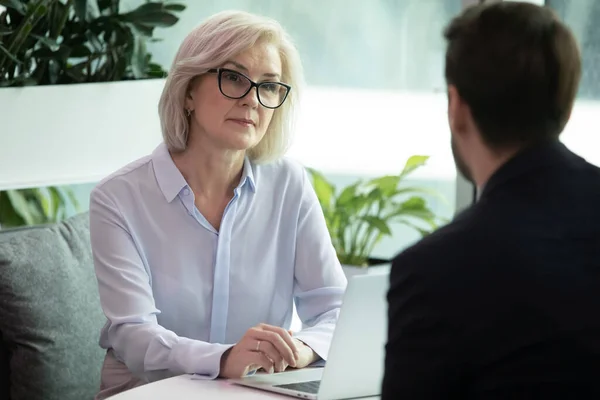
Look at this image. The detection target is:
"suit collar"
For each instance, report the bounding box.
[480,140,574,200]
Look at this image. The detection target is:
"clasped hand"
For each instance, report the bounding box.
[219,323,315,379]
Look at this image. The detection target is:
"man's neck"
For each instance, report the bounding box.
[473,146,522,190]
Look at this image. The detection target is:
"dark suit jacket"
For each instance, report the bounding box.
[383,140,600,399]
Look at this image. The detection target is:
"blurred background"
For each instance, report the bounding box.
[1,0,599,259]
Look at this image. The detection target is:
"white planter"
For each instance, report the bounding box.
[342,263,391,280]
[0,79,165,190]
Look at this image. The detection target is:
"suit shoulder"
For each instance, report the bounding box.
[392,206,498,275]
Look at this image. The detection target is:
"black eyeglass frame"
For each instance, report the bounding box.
[207,68,291,109]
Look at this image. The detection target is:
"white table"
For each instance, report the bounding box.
[108,374,381,399]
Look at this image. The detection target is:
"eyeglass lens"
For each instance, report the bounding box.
[220,70,288,108]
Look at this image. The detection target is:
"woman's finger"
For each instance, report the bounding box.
[259,324,299,359]
[250,350,275,374]
[253,339,286,371]
[253,340,287,373]
[252,329,297,367]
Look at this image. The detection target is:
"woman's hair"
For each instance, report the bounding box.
[158,10,304,163]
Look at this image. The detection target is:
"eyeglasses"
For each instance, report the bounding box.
[208,68,291,109]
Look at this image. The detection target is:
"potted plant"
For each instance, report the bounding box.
[0,187,80,228]
[0,0,185,228]
[307,155,445,278]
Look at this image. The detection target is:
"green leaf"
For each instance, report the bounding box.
[73,0,88,22]
[130,22,154,37]
[62,33,87,48]
[70,44,91,57]
[360,215,392,235]
[384,196,439,229]
[133,2,165,13]
[368,175,400,196]
[395,218,432,237]
[49,0,71,39]
[121,10,179,28]
[48,187,62,220]
[400,155,429,179]
[0,75,37,87]
[395,209,436,222]
[392,209,437,229]
[34,187,51,218]
[0,0,49,71]
[335,182,359,207]
[146,61,166,78]
[400,196,426,210]
[0,191,26,228]
[123,6,180,28]
[395,186,449,203]
[30,34,60,50]
[31,47,56,58]
[6,190,35,225]
[0,0,26,14]
[340,193,369,217]
[366,187,383,202]
[0,43,21,64]
[97,0,114,13]
[338,253,369,267]
[130,35,146,79]
[65,61,88,82]
[164,4,186,12]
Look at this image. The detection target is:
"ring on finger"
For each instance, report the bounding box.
[256,340,261,352]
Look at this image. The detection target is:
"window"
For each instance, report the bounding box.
[146,0,464,258]
[546,0,600,167]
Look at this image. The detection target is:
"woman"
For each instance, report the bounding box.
[90,9,347,399]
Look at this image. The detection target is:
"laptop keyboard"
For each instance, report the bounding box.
[274,380,321,394]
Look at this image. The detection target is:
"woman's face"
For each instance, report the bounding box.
[185,42,283,153]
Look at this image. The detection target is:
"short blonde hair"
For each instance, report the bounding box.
[158,10,304,163]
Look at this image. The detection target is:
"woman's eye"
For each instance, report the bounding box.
[262,83,278,93]
[224,73,240,82]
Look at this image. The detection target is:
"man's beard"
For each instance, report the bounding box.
[451,136,474,184]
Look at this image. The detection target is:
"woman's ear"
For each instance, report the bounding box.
[184,90,194,111]
[184,77,198,110]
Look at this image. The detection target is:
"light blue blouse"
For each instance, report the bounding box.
[89,143,347,381]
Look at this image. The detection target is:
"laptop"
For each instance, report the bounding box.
[230,270,389,400]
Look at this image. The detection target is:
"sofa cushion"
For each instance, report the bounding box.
[0,212,105,400]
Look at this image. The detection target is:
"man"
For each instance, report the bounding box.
[383,2,600,399]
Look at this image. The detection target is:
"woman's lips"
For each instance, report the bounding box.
[228,118,255,127]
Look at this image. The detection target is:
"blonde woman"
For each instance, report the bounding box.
[90,10,346,399]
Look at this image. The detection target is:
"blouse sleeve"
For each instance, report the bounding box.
[90,186,232,381]
[291,168,348,360]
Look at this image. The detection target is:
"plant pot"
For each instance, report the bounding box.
[0,79,165,190]
[341,257,391,280]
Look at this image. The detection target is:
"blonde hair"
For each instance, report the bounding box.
[158,10,304,163]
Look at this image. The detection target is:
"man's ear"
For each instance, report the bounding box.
[447,84,468,138]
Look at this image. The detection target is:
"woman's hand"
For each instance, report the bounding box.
[292,338,320,369]
[219,323,300,378]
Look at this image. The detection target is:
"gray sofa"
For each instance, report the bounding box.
[0,212,106,400]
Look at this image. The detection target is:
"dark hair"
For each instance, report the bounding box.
[444,2,581,148]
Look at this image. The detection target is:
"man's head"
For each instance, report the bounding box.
[444,2,581,185]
